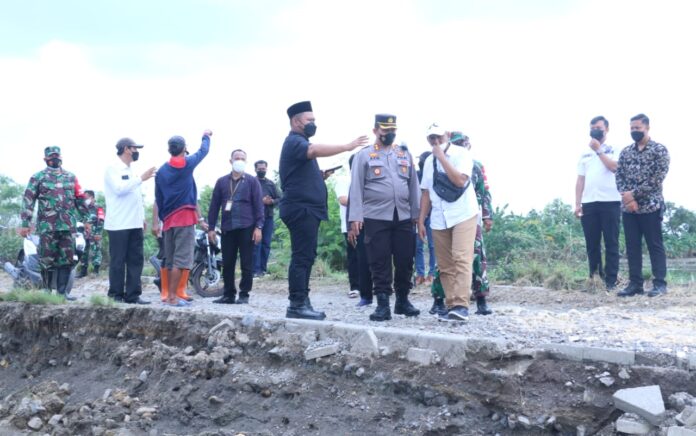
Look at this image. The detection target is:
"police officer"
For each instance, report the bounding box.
[279,100,368,320]
[349,114,421,321]
[77,190,104,277]
[20,146,89,300]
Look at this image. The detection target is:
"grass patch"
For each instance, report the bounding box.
[89,294,115,307]
[0,289,66,305]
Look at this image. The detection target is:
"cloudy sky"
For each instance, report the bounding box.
[1,0,694,214]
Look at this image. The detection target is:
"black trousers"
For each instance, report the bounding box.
[580,201,621,286]
[363,211,415,297]
[221,225,255,298]
[355,231,373,300]
[107,228,144,302]
[623,210,667,288]
[282,209,320,304]
[344,233,359,290]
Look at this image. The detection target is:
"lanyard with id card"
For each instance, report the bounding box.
[225,176,243,212]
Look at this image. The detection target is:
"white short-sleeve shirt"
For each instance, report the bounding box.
[420,149,479,230]
[577,144,621,203]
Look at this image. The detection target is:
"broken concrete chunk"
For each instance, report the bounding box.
[669,392,696,413]
[208,319,235,335]
[350,329,379,356]
[613,385,665,425]
[667,426,696,436]
[676,405,696,427]
[406,347,438,366]
[615,413,652,435]
[304,343,339,360]
[618,368,631,380]
[599,376,615,387]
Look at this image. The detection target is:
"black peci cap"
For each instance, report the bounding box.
[287,101,313,118]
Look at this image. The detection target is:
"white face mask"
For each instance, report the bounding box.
[232,160,246,173]
[85,198,92,206]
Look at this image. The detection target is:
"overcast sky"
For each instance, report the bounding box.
[1,0,694,214]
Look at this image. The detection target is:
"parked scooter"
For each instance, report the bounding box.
[3,233,81,294]
[150,229,223,298]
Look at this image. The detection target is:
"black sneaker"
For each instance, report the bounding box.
[447,306,469,321]
[236,295,250,304]
[617,284,644,297]
[475,297,492,315]
[647,286,667,298]
[125,298,151,305]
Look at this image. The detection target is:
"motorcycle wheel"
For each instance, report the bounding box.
[190,264,224,298]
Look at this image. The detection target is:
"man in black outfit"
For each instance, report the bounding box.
[279,101,368,320]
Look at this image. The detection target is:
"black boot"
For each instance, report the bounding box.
[93,265,100,275]
[41,269,55,293]
[286,300,326,320]
[475,296,492,315]
[76,265,87,279]
[305,296,314,311]
[429,297,447,316]
[369,294,392,321]
[56,267,76,301]
[394,292,420,317]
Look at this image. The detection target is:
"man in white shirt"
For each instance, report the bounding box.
[575,116,621,290]
[418,123,479,321]
[104,138,156,304]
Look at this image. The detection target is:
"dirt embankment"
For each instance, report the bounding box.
[1,303,695,435]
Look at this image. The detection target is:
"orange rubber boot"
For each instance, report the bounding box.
[160,268,169,302]
[177,269,193,301]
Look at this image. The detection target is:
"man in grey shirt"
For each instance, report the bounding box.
[349,114,421,321]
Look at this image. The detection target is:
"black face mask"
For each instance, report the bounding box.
[590,129,604,140]
[303,122,317,138]
[256,171,266,179]
[47,158,62,168]
[131,151,140,162]
[631,131,645,143]
[380,132,396,146]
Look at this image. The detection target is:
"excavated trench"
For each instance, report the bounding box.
[0,303,695,435]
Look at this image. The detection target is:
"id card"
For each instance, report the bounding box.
[225,200,233,211]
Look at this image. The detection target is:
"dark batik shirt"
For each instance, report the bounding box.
[615,140,670,214]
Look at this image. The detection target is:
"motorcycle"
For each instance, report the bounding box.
[150,229,223,298]
[3,225,84,293]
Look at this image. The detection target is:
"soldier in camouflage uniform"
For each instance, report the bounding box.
[77,190,104,277]
[20,146,89,300]
[429,133,494,316]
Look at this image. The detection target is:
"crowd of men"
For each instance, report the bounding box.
[18,103,670,320]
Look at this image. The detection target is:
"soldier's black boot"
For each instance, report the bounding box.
[369,293,392,321]
[394,291,420,317]
[429,297,447,316]
[76,265,87,279]
[304,296,314,311]
[56,267,76,301]
[286,299,326,320]
[475,296,492,315]
[41,269,54,293]
[93,265,100,275]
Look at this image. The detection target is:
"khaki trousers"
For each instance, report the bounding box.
[432,215,478,309]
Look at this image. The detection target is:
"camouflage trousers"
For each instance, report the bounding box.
[80,239,102,268]
[431,222,489,299]
[39,231,76,270]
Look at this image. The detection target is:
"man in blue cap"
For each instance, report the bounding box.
[279,101,368,320]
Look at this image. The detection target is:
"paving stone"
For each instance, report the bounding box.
[615,413,652,435]
[613,385,665,425]
[406,347,438,366]
[304,343,339,360]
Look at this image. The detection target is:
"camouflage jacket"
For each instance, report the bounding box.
[472,160,493,220]
[85,202,105,240]
[21,167,89,233]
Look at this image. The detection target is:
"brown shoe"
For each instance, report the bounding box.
[425,275,433,285]
[415,276,425,286]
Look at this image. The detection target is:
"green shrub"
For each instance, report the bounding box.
[0,290,66,305]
